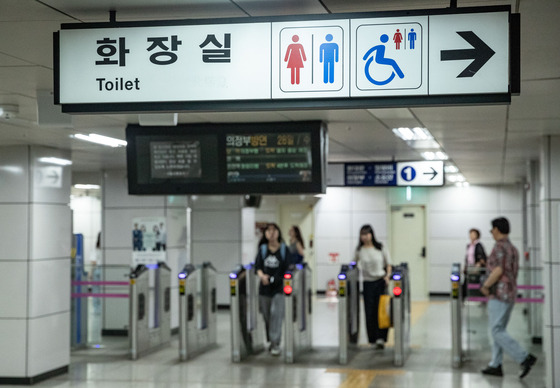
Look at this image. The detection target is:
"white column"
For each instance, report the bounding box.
[0,146,71,383]
[526,160,543,342]
[540,136,560,388]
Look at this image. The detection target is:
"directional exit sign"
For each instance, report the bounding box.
[396,161,444,186]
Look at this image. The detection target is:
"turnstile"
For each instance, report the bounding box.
[450,262,463,368]
[338,262,360,364]
[129,262,171,360]
[391,263,410,367]
[178,262,217,361]
[229,264,266,362]
[283,263,313,363]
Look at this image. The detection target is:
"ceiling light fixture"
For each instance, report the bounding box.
[73,184,100,190]
[73,133,127,148]
[38,157,73,166]
[392,127,433,141]
[445,165,459,173]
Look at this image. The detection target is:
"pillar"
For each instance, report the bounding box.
[540,136,560,387]
[0,146,71,384]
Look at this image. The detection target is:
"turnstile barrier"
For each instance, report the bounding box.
[284,263,312,364]
[129,262,171,360]
[338,262,360,364]
[178,262,217,361]
[391,263,410,367]
[451,262,463,368]
[229,264,266,362]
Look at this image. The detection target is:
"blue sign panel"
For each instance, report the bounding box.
[344,162,397,186]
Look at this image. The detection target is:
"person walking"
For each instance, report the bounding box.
[288,225,305,264]
[354,224,392,349]
[480,217,537,378]
[255,223,293,356]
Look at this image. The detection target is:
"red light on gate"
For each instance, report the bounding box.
[284,285,293,295]
[393,287,402,297]
[284,273,292,279]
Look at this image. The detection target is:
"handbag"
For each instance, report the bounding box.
[378,294,392,329]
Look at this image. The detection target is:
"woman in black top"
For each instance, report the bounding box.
[255,223,292,356]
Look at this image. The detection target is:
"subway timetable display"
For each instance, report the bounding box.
[126,121,327,195]
[226,133,312,183]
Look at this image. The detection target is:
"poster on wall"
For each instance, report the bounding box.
[132,217,167,266]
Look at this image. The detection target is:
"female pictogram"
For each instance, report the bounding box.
[284,35,307,85]
[393,29,403,50]
[363,34,405,86]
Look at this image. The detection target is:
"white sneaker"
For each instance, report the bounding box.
[270,346,281,356]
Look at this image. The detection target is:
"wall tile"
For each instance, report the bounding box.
[0,205,28,261]
[0,146,29,203]
[314,237,353,265]
[29,259,70,318]
[31,204,71,260]
[316,264,343,291]
[0,262,28,318]
[190,195,242,210]
[192,210,241,242]
[315,187,352,212]
[315,212,351,239]
[498,186,524,212]
[0,319,26,376]
[351,188,388,212]
[30,146,71,204]
[428,265,454,293]
[103,170,165,208]
[27,312,70,376]
[429,239,468,266]
[428,186,498,212]
[166,207,187,248]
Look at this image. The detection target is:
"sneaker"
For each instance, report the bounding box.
[519,354,537,379]
[375,339,385,350]
[270,346,281,356]
[481,365,503,377]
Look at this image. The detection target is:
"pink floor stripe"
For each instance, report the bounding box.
[72,281,129,286]
[467,297,544,303]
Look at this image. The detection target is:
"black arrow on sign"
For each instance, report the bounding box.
[440,31,495,78]
[423,167,438,181]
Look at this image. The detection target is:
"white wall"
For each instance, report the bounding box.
[312,184,523,294]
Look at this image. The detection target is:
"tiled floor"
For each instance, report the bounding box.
[19,296,545,387]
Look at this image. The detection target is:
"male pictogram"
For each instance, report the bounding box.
[319,34,339,84]
[284,35,307,85]
[408,28,417,49]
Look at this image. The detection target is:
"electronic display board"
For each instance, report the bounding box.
[126,121,327,195]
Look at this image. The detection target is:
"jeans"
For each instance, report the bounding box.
[488,299,528,367]
[259,293,285,346]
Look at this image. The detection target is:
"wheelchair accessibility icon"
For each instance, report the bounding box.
[363,34,404,86]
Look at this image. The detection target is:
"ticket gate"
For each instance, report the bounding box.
[178,262,217,361]
[391,263,410,367]
[229,264,266,362]
[337,262,360,364]
[129,262,171,360]
[283,263,313,363]
[450,263,463,368]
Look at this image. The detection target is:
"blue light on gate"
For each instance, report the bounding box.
[392,273,402,281]
[350,261,357,266]
[178,272,187,279]
[146,263,158,270]
[450,274,460,282]
[229,273,237,279]
[338,273,347,280]
[296,264,304,270]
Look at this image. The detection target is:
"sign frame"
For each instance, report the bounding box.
[54,5,519,114]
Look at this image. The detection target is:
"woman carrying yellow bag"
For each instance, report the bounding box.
[354,224,392,349]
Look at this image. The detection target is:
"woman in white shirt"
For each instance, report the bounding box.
[354,224,392,349]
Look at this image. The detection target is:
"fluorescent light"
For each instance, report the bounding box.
[445,165,459,173]
[447,174,465,183]
[73,133,127,148]
[38,157,72,166]
[422,151,448,161]
[393,127,433,141]
[455,182,470,187]
[73,184,100,190]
